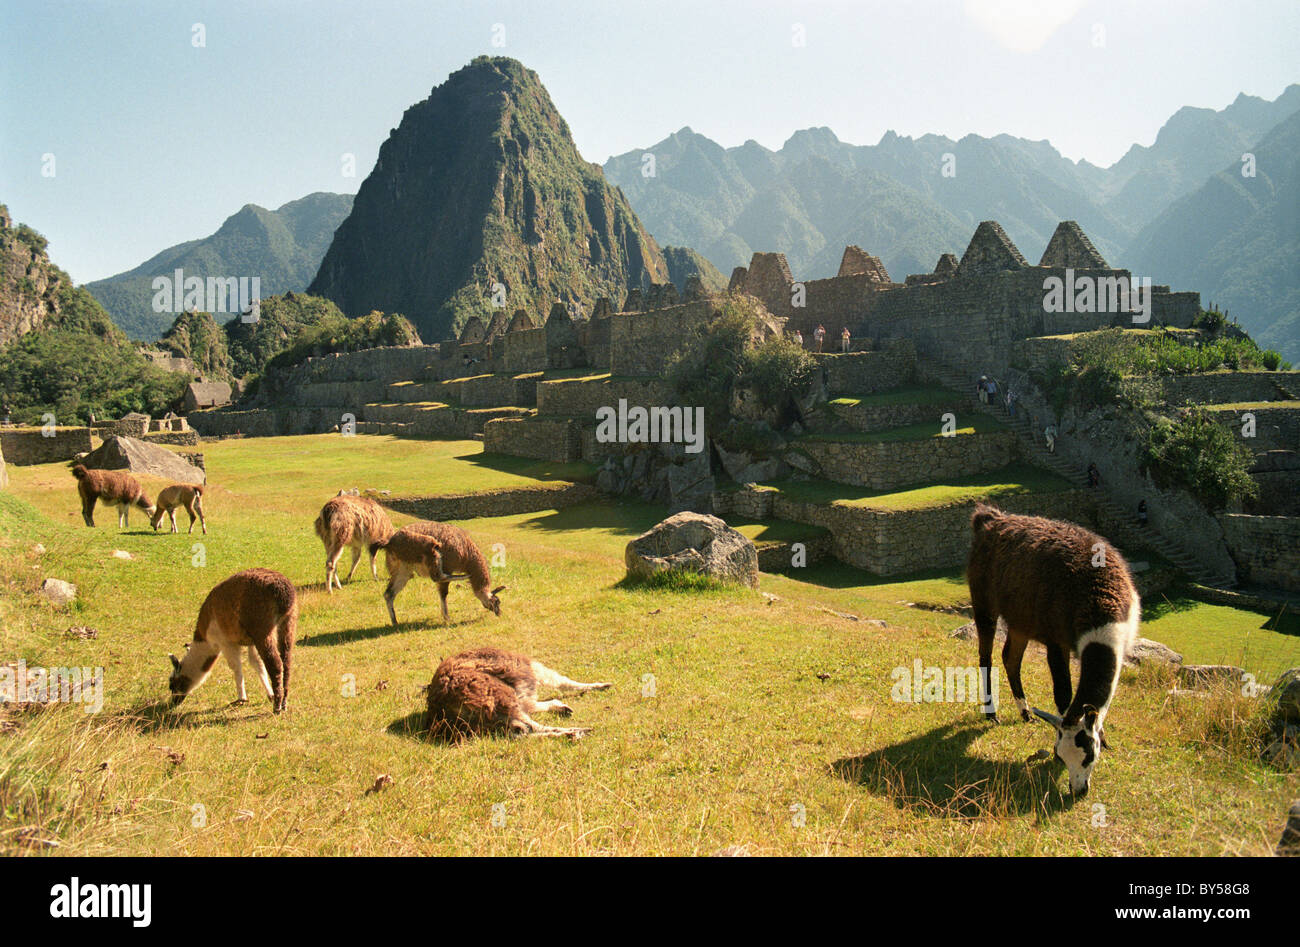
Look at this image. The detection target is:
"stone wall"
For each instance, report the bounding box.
[608,301,713,377]
[1205,404,1300,454]
[504,326,547,373]
[792,430,1017,490]
[731,485,1094,575]
[482,417,583,462]
[536,376,671,419]
[142,430,201,447]
[827,395,964,434]
[0,436,7,488]
[814,339,916,395]
[1128,371,1300,406]
[0,427,94,465]
[1219,514,1300,592]
[380,482,598,522]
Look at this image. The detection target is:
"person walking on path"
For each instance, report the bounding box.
[813,324,826,352]
[1044,423,1057,453]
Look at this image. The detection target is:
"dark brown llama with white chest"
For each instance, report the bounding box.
[967,504,1139,796]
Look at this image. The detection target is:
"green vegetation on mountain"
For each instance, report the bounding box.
[0,209,191,423]
[1142,408,1260,510]
[309,57,669,341]
[661,245,727,294]
[86,192,354,341]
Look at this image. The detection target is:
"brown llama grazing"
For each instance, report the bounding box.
[967,503,1139,796]
[151,483,207,535]
[425,647,611,740]
[71,464,155,528]
[376,520,505,626]
[168,568,296,713]
[314,493,395,592]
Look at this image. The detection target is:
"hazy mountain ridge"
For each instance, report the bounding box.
[86,191,354,341]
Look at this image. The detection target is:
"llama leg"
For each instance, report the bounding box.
[80,485,96,526]
[515,711,591,739]
[973,609,999,720]
[520,695,574,717]
[1001,633,1032,722]
[195,496,206,535]
[1046,643,1074,715]
[248,646,273,699]
[530,661,613,694]
[326,542,345,593]
[345,544,362,582]
[277,626,291,713]
[384,570,411,626]
[254,639,286,713]
[437,581,450,623]
[119,503,129,529]
[169,509,179,533]
[224,646,247,704]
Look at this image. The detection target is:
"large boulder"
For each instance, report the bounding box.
[80,435,204,485]
[625,512,759,588]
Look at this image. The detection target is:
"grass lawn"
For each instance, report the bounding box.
[0,438,1295,856]
[759,463,1074,512]
[829,385,963,407]
[800,414,1006,443]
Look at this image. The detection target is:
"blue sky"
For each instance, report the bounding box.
[1,0,1296,284]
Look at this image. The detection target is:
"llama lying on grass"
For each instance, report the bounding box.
[151,483,207,535]
[377,521,505,625]
[426,647,611,740]
[967,503,1139,796]
[71,464,155,528]
[168,568,297,713]
[314,492,395,592]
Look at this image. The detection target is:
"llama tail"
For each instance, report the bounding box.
[192,484,205,496]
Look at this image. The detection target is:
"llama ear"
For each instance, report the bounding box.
[491,585,507,595]
[1031,707,1063,728]
[169,654,181,670]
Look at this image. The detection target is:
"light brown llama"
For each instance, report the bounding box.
[313,493,395,592]
[168,568,296,713]
[151,483,207,534]
[425,647,611,740]
[71,464,155,528]
[377,521,505,626]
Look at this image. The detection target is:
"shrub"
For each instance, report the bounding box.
[1141,409,1259,510]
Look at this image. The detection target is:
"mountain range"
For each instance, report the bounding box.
[604,85,1300,359]
[85,192,354,341]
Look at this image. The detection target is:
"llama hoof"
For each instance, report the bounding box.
[1020,708,1033,723]
[595,682,613,690]
[231,698,249,707]
[553,703,573,717]
[984,712,1000,724]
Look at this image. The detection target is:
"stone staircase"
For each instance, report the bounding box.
[917,355,1238,587]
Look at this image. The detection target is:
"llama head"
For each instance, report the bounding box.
[167,646,214,706]
[1033,705,1101,797]
[150,507,166,531]
[483,584,507,616]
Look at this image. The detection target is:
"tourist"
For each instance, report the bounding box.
[1005,387,1016,418]
[986,377,998,403]
[841,326,851,353]
[793,329,804,348]
[814,324,826,352]
[1137,499,1148,527]
[977,376,988,404]
[1044,423,1057,453]
[1087,462,1100,488]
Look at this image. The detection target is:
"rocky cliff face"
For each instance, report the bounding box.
[0,204,69,346]
[309,57,669,341]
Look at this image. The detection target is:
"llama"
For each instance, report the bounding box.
[377,521,505,626]
[168,568,297,713]
[150,483,207,535]
[314,493,395,592]
[967,503,1139,796]
[71,464,155,528]
[425,647,611,740]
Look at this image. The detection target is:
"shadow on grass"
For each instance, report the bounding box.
[772,559,967,592]
[115,699,277,734]
[300,617,481,648]
[453,450,597,484]
[831,720,1072,820]
[511,500,666,536]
